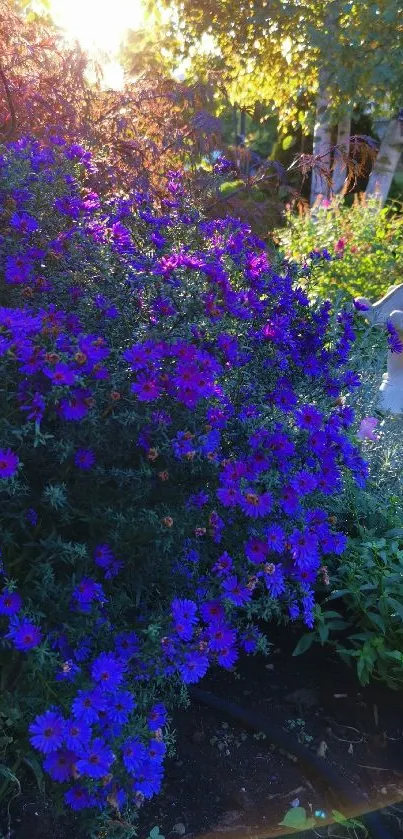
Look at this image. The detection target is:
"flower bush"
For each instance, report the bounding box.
[293,313,403,691]
[274,195,403,301]
[0,136,369,832]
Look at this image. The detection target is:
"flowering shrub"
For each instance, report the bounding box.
[273,195,403,301]
[0,136,368,831]
[297,307,403,690]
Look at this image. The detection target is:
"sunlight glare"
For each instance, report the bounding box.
[50,0,146,87]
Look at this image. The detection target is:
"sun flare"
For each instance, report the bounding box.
[50,0,146,87]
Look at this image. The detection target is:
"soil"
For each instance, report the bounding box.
[5,628,403,839]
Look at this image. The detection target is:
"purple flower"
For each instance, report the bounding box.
[72,578,105,613]
[148,703,168,731]
[74,449,96,470]
[72,689,106,723]
[265,524,285,553]
[76,737,115,779]
[0,449,19,479]
[295,405,323,431]
[171,598,198,640]
[0,588,22,616]
[108,691,137,724]
[200,600,225,624]
[91,652,126,690]
[240,628,260,653]
[64,718,91,750]
[93,543,122,578]
[212,551,233,576]
[10,211,39,235]
[264,563,286,597]
[301,586,316,628]
[217,645,238,668]
[123,738,148,774]
[44,363,76,386]
[115,631,139,659]
[65,785,95,811]
[8,619,42,651]
[179,650,209,683]
[353,298,370,311]
[222,575,252,606]
[29,710,65,754]
[133,758,164,799]
[148,739,166,761]
[289,529,319,568]
[291,469,318,495]
[58,389,92,421]
[131,376,162,401]
[44,749,76,782]
[216,485,241,507]
[208,624,236,652]
[239,490,273,519]
[357,416,379,441]
[244,537,268,565]
[26,508,38,526]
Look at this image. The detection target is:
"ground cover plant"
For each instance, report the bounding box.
[274,195,403,301]
[0,136,377,834]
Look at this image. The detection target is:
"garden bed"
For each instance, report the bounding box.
[7,629,403,839]
[135,631,403,839]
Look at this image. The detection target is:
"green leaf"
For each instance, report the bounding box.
[23,755,44,792]
[318,623,329,644]
[332,809,348,824]
[282,135,295,151]
[292,633,314,656]
[279,807,316,829]
[387,597,403,621]
[366,612,386,632]
[322,610,343,619]
[332,810,368,834]
[0,764,19,787]
[149,828,162,839]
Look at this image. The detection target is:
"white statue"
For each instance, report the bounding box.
[355,284,403,414]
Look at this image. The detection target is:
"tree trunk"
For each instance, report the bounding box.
[240,109,246,140]
[233,105,238,146]
[331,113,351,195]
[310,1,339,207]
[310,77,333,206]
[366,118,403,205]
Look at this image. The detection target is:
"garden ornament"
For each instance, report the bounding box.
[355,283,403,414]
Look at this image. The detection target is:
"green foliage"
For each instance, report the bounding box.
[158,0,403,132]
[275,196,403,300]
[318,522,403,689]
[279,806,316,830]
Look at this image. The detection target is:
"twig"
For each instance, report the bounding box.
[0,64,16,139]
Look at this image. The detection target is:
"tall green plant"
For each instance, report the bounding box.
[275,196,403,300]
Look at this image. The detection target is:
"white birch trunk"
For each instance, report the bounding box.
[310,2,340,207]
[366,118,403,205]
[331,112,351,195]
[310,76,333,206]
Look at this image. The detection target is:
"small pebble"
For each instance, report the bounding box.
[173,823,186,835]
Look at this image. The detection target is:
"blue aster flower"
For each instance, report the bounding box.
[72,689,106,724]
[65,785,95,811]
[148,703,168,731]
[91,652,126,690]
[75,737,115,779]
[29,709,65,754]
